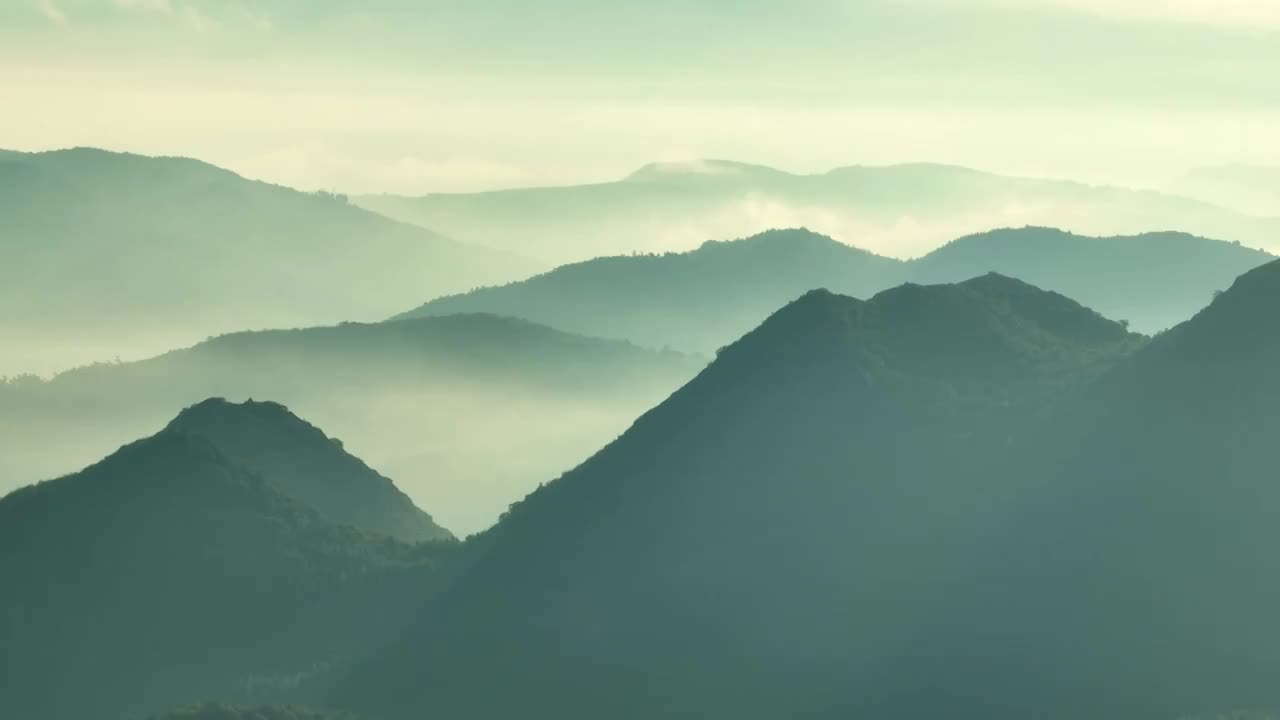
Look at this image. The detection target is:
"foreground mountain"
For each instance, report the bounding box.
[0,148,540,376]
[335,276,1150,719]
[166,399,451,542]
[0,314,702,533]
[149,704,360,720]
[397,227,1272,350]
[0,406,457,720]
[358,160,1276,263]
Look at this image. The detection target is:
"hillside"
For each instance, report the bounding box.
[0,148,540,376]
[397,227,1272,351]
[335,276,1147,719]
[0,314,703,534]
[166,399,451,542]
[357,160,1277,263]
[1169,164,1280,217]
[0,416,457,720]
[334,262,1280,720]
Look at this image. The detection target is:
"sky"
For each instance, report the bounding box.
[2,0,1278,193]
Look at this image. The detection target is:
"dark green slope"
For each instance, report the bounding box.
[0,419,456,720]
[0,314,701,534]
[166,398,452,542]
[0,147,540,376]
[951,258,1280,719]
[336,276,1142,720]
[396,226,1271,352]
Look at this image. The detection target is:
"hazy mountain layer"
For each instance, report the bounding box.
[0,148,541,376]
[358,160,1278,263]
[0,314,702,534]
[397,227,1272,350]
[0,406,457,720]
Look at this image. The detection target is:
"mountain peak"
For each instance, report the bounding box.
[166,397,452,542]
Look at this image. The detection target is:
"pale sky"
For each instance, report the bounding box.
[3,0,1278,193]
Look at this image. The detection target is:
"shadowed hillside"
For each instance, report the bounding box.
[335,275,1148,720]
[0,406,458,720]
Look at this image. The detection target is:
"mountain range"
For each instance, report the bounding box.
[0,314,702,534]
[333,259,1280,720]
[0,399,456,720]
[358,160,1280,263]
[9,261,1280,719]
[0,148,541,376]
[398,226,1273,351]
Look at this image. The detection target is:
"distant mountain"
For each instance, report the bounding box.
[0,410,456,720]
[395,229,904,352]
[0,314,702,534]
[167,398,451,542]
[911,227,1272,332]
[357,160,1277,263]
[335,276,1149,720]
[396,227,1272,351]
[0,148,541,376]
[1169,164,1280,217]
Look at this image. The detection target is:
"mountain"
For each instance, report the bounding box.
[910,227,1273,332]
[0,148,541,376]
[396,227,1273,351]
[334,276,1149,720]
[0,408,457,720]
[1169,164,1280,217]
[395,229,904,352]
[166,398,451,542]
[357,160,1277,264]
[0,314,702,534]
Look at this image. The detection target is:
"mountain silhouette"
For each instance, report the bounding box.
[0,407,457,720]
[166,398,451,542]
[357,160,1277,263]
[334,275,1148,720]
[0,314,702,533]
[396,226,1272,351]
[0,148,541,376]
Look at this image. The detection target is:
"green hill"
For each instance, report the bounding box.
[0,408,457,720]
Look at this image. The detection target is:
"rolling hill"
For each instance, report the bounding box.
[0,402,457,720]
[0,148,541,376]
[358,160,1278,263]
[0,314,703,534]
[397,226,1273,351]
